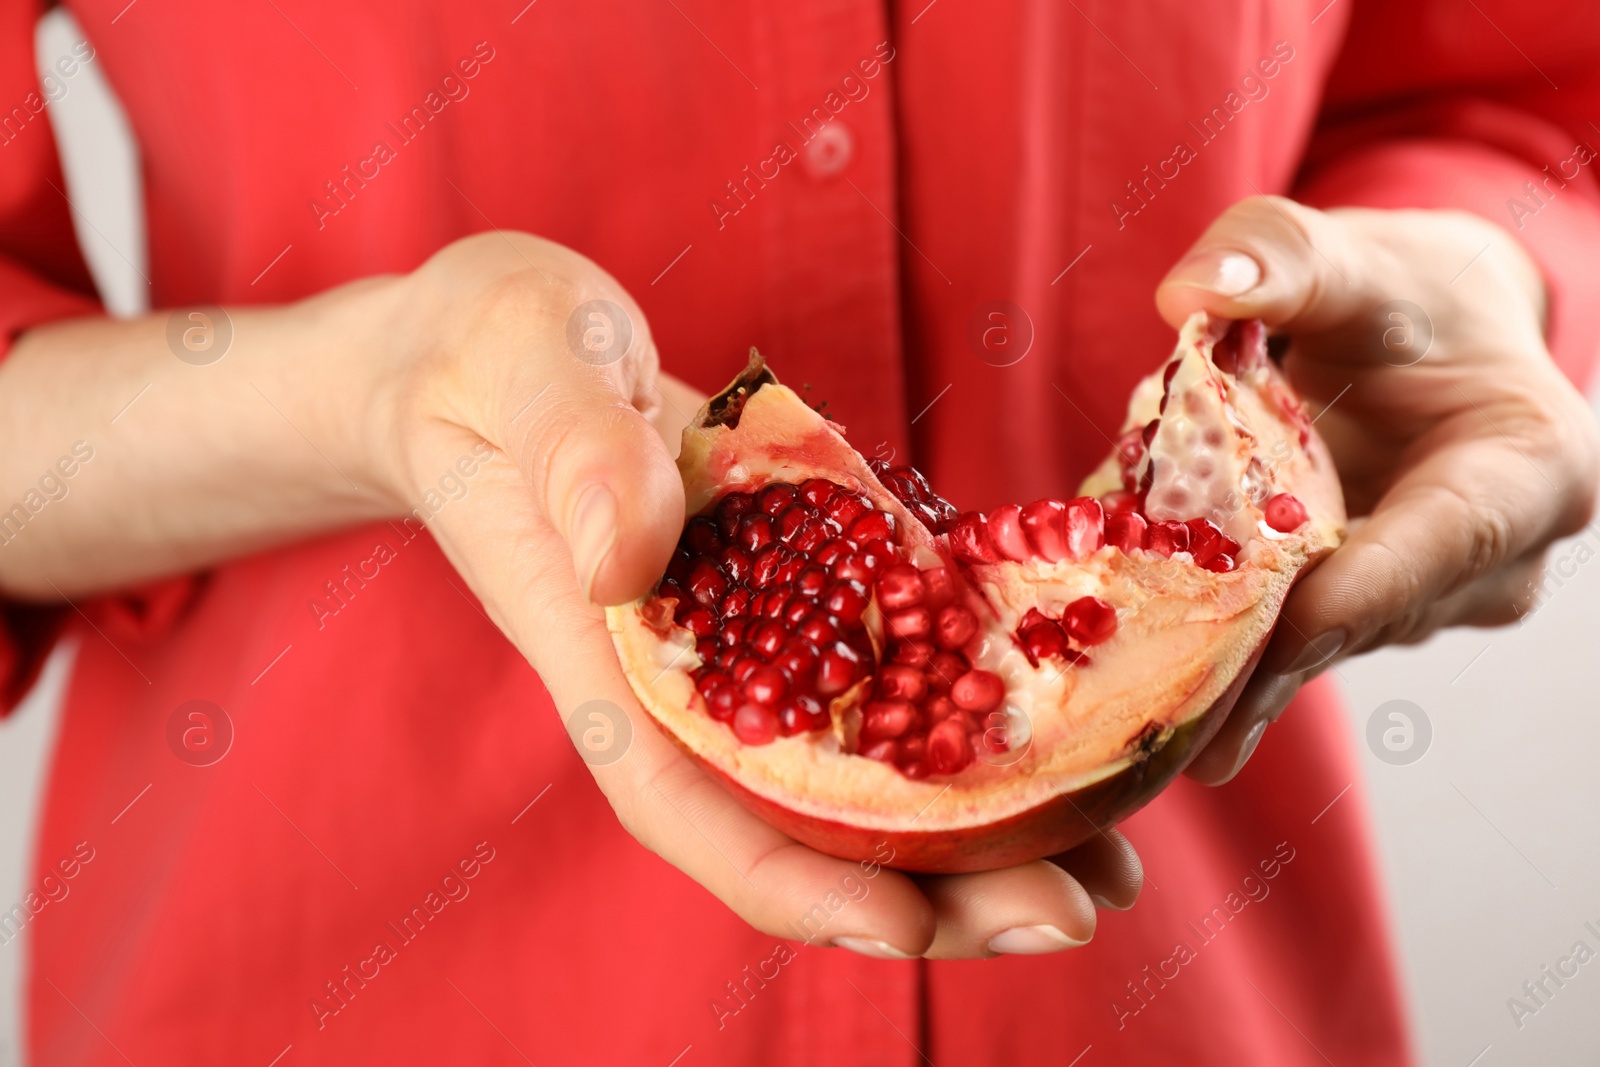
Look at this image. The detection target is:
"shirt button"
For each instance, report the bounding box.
[803,121,853,180]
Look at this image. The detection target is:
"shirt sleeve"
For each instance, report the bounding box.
[1294,0,1600,386]
[0,0,107,711]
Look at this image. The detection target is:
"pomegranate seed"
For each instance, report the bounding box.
[861,700,918,741]
[875,563,926,611]
[987,503,1032,562]
[778,693,829,736]
[718,545,751,583]
[951,669,1004,713]
[816,643,862,695]
[926,718,974,775]
[748,544,784,588]
[737,514,775,552]
[814,539,850,566]
[1019,499,1070,562]
[1063,596,1117,645]
[1100,490,1138,515]
[720,586,751,619]
[921,566,957,608]
[733,703,779,744]
[696,669,732,696]
[876,664,928,703]
[797,612,838,646]
[772,554,804,585]
[924,694,963,723]
[720,618,749,647]
[783,597,812,626]
[1142,418,1161,447]
[760,589,789,619]
[730,656,761,683]
[1263,492,1308,532]
[758,484,797,516]
[685,516,722,555]
[796,565,828,597]
[925,651,968,692]
[933,604,978,650]
[823,580,868,625]
[881,470,923,504]
[832,553,872,584]
[790,519,830,554]
[696,636,719,662]
[749,621,787,658]
[860,739,898,763]
[776,504,813,541]
[774,641,817,683]
[1202,553,1236,573]
[890,640,935,666]
[849,510,897,545]
[686,559,728,606]
[1062,497,1105,558]
[680,607,717,637]
[799,479,838,508]
[890,465,932,498]
[1105,511,1148,553]
[885,606,933,641]
[1022,620,1070,662]
[715,492,755,539]
[1146,520,1191,557]
[705,684,740,721]
[950,512,1002,564]
[858,539,894,567]
[743,665,789,706]
[901,500,940,533]
[825,492,869,527]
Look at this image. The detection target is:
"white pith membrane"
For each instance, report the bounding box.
[608,312,1345,834]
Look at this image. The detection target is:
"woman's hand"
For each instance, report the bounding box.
[378,233,1140,959]
[1152,197,1600,783]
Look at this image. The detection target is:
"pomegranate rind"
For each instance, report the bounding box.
[609,323,1344,873]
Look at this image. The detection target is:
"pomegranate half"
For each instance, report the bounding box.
[608,312,1344,873]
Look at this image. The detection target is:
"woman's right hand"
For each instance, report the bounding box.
[368,233,1145,959]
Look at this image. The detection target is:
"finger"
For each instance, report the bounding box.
[1047,827,1143,910]
[1155,195,1377,333]
[1261,429,1577,675]
[919,861,1097,959]
[1184,669,1304,786]
[431,463,940,957]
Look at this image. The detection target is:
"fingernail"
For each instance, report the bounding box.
[831,936,916,960]
[570,483,619,603]
[1283,629,1347,675]
[987,924,1088,955]
[1165,249,1262,296]
[1223,718,1270,783]
[1090,894,1132,912]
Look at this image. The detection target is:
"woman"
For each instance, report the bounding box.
[2,0,1596,1063]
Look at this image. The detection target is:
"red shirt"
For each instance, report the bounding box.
[5,1,1600,1063]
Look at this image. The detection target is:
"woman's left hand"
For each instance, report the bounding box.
[1152,196,1600,784]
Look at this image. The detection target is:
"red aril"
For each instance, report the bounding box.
[611,315,1345,872]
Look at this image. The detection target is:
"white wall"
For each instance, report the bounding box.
[3,8,1598,1064]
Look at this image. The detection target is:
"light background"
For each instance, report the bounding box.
[2,9,1598,1065]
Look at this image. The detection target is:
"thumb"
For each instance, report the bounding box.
[1154,195,1375,333]
[507,337,685,607]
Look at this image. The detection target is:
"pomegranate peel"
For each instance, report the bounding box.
[608,313,1344,873]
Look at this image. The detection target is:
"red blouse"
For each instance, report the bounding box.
[4,0,1599,1063]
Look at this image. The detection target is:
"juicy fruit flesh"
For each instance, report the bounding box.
[662,475,1013,780]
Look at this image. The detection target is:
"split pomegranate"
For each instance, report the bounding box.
[609,312,1345,872]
